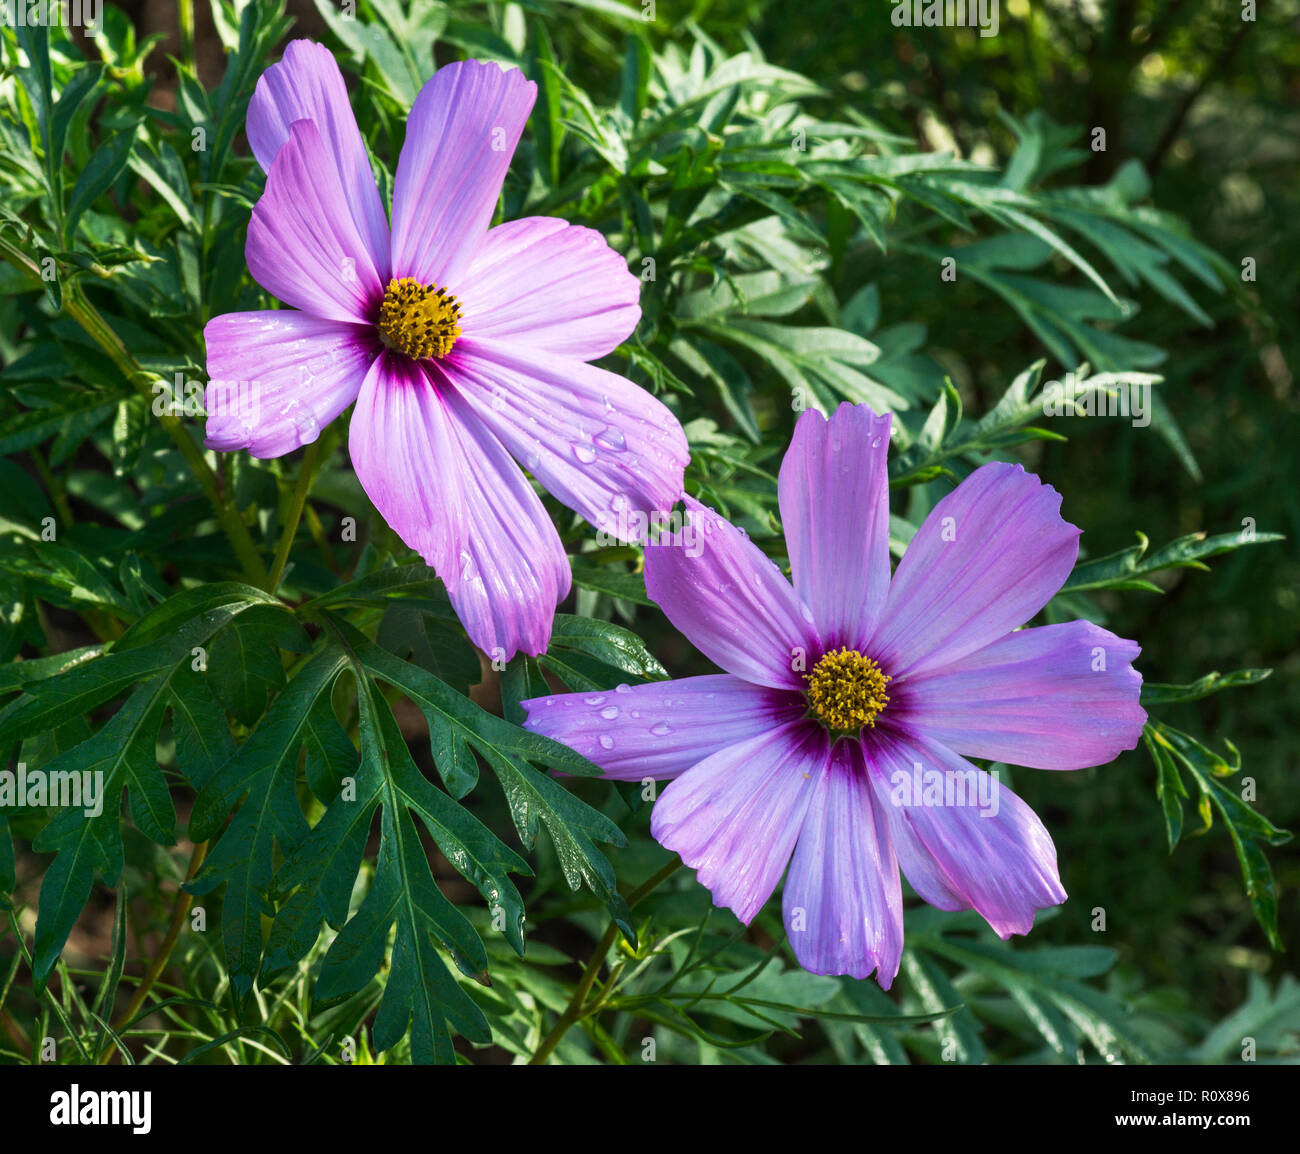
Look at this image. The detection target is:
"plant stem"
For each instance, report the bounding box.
[0,238,269,588]
[266,440,321,593]
[0,1008,30,1057]
[65,286,269,588]
[99,840,208,1064]
[29,447,74,527]
[528,858,682,1065]
[178,0,195,61]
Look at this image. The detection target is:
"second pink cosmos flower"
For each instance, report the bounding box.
[204,41,688,658]
[524,403,1148,986]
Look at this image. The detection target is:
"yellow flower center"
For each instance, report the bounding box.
[378,277,463,359]
[804,648,891,733]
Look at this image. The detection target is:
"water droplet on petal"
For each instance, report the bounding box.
[651,722,673,736]
[599,734,614,750]
[596,425,626,452]
[293,407,320,442]
[584,695,606,706]
[614,683,632,694]
[572,442,597,465]
[600,705,620,720]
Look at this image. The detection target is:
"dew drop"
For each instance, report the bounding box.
[614,683,632,694]
[598,734,614,750]
[650,722,673,736]
[584,695,606,706]
[600,705,620,720]
[290,404,320,442]
[572,442,597,464]
[596,425,627,452]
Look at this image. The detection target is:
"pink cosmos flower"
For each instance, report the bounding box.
[522,403,1147,985]
[203,41,688,658]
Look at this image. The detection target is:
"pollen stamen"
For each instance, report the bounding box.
[378,277,463,359]
[804,648,891,734]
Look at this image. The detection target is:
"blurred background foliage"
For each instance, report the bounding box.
[0,0,1296,1063]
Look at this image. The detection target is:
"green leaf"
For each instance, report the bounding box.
[1192,974,1300,1063]
[66,122,139,239]
[279,623,529,1061]
[0,584,282,981]
[903,950,986,1064]
[1141,668,1272,705]
[920,935,1150,1063]
[206,604,309,726]
[330,621,629,935]
[1061,529,1284,595]
[541,614,669,686]
[569,560,653,607]
[188,645,349,1002]
[1146,722,1291,948]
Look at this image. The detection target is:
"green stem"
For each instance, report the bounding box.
[98,840,208,1065]
[0,238,268,587]
[528,858,683,1065]
[29,447,74,527]
[178,0,195,62]
[266,440,321,593]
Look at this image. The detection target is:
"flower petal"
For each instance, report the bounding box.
[448,338,687,535]
[457,217,641,360]
[245,39,390,265]
[895,620,1146,770]
[783,739,904,986]
[778,403,893,650]
[651,722,828,924]
[390,60,536,290]
[246,119,387,324]
[521,675,806,781]
[642,497,820,691]
[869,462,1080,678]
[867,729,1067,937]
[203,310,377,459]
[348,353,569,659]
